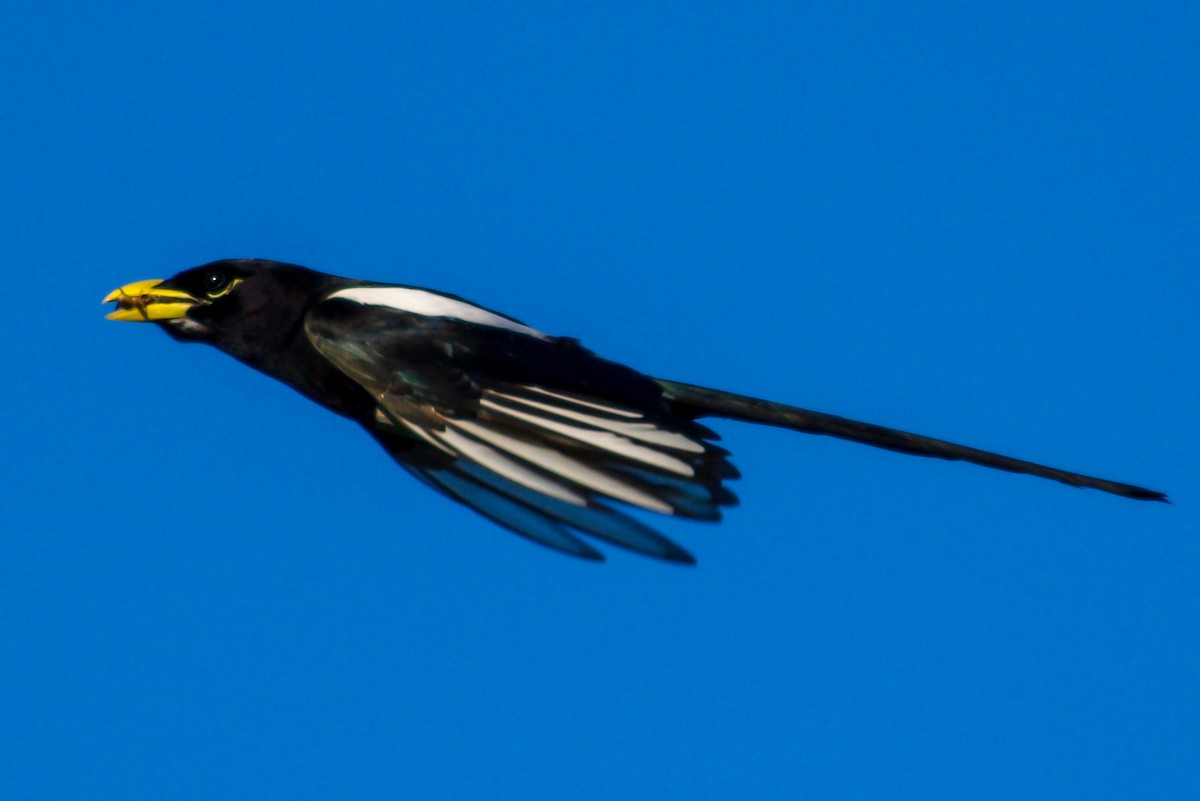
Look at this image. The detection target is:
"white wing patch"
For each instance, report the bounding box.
[518,386,645,418]
[433,426,589,507]
[372,383,723,518]
[446,419,675,514]
[487,390,706,453]
[327,286,547,339]
[479,397,697,477]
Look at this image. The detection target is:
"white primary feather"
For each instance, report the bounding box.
[429,426,589,506]
[447,419,675,514]
[517,385,644,417]
[479,397,696,477]
[488,390,706,453]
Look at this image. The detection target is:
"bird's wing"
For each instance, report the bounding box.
[303,286,737,562]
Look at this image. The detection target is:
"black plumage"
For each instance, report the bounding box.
[105,259,1166,563]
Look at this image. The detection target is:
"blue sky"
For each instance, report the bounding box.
[1,2,1196,798]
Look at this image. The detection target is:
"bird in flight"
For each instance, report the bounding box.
[105,259,1165,563]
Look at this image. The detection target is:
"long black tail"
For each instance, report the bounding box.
[657,379,1167,503]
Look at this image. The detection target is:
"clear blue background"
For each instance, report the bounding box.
[2,3,1195,798]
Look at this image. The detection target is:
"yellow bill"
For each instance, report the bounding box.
[103,279,198,322]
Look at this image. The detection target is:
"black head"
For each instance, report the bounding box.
[104,259,344,363]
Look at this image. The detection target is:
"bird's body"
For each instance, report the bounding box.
[105,259,1165,563]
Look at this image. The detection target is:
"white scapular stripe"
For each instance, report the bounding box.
[448,419,675,514]
[488,390,706,453]
[430,427,588,507]
[328,286,547,338]
[479,397,695,477]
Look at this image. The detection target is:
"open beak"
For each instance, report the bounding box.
[103,279,200,322]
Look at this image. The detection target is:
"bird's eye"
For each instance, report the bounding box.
[204,271,228,295]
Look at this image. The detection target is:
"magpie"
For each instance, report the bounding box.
[104,259,1166,563]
